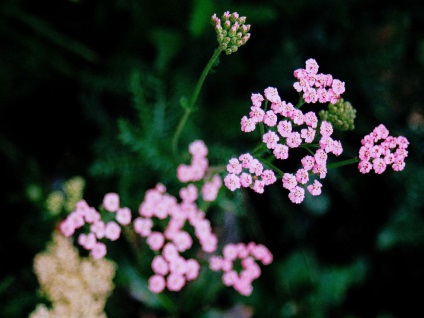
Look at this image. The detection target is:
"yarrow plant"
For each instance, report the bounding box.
[224,57,409,204]
[35,9,410,317]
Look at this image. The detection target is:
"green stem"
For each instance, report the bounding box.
[327,156,359,170]
[172,47,223,155]
[262,157,284,177]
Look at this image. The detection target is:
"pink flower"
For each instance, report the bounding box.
[68,212,84,229]
[312,163,327,178]
[264,87,281,103]
[273,144,289,160]
[303,87,318,103]
[286,132,302,148]
[263,110,277,126]
[103,192,120,212]
[263,131,279,149]
[249,106,265,123]
[201,175,222,202]
[358,161,372,174]
[90,221,106,239]
[116,207,132,225]
[277,120,292,138]
[224,174,241,191]
[292,109,304,125]
[288,186,305,204]
[78,232,96,250]
[84,207,101,224]
[148,275,166,294]
[176,164,194,183]
[105,221,121,241]
[305,58,319,75]
[185,259,200,281]
[179,184,198,203]
[282,173,297,190]
[222,270,238,286]
[281,101,295,117]
[239,153,253,168]
[169,256,187,275]
[209,256,223,271]
[301,127,316,143]
[223,243,238,261]
[251,93,264,107]
[163,243,179,262]
[295,168,309,184]
[91,242,107,259]
[189,140,208,158]
[373,158,387,174]
[241,116,256,132]
[314,149,328,165]
[152,255,169,276]
[261,170,277,186]
[133,217,153,237]
[307,180,322,196]
[147,232,165,251]
[167,273,186,292]
[252,180,265,194]
[239,172,253,187]
[60,219,75,237]
[320,121,333,137]
[301,155,315,171]
[173,231,193,252]
[304,111,318,128]
[227,158,242,174]
[332,79,345,96]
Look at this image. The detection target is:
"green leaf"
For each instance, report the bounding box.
[149,28,182,73]
[118,261,177,313]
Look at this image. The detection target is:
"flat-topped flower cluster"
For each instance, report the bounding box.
[358,124,409,174]
[60,140,273,296]
[224,58,409,204]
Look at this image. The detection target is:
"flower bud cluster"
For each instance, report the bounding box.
[60,193,132,259]
[319,98,356,131]
[209,242,273,296]
[358,124,409,174]
[293,58,345,104]
[211,11,251,55]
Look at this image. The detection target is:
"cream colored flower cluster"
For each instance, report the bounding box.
[30,231,115,318]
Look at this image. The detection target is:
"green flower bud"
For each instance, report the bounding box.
[319,98,357,131]
[211,11,250,55]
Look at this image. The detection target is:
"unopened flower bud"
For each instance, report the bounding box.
[211,11,251,55]
[319,98,356,131]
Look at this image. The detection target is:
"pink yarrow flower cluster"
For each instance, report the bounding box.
[233,75,344,203]
[177,140,222,202]
[136,182,218,293]
[209,242,273,296]
[60,140,273,296]
[224,153,276,194]
[358,124,409,174]
[293,58,345,104]
[60,192,132,259]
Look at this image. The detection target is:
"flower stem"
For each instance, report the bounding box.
[172,47,223,155]
[327,156,359,170]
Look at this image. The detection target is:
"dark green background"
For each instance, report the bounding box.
[1,0,424,317]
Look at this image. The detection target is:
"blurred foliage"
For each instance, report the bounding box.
[1,0,424,317]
